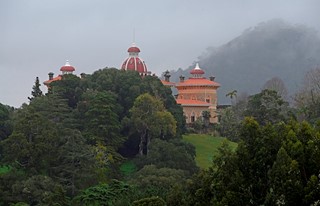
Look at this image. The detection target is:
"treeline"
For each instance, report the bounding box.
[0,68,197,205]
[1,67,320,205]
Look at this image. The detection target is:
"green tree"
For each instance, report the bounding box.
[226,89,237,104]
[303,175,320,205]
[134,139,197,174]
[152,111,177,140]
[132,196,166,206]
[294,67,320,123]
[52,128,97,196]
[265,147,303,205]
[245,89,290,125]
[130,93,176,155]
[129,165,187,200]
[50,74,83,108]
[79,90,122,147]
[262,77,288,100]
[0,103,13,141]
[189,118,320,205]
[28,77,43,101]
[217,107,241,141]
[11,175,68,206]
[202,110,211,133]
[1,95,97,198]
[74,180,132,206]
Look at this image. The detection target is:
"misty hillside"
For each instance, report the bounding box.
[170,19,320,104]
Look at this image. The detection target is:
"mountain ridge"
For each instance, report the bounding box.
[169,19,320,104]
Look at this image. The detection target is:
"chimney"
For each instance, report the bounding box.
[164,70,171,82]
[80,73,86,79]
[179,75,185,82]
[209,76,215,81]
[48,72,54,80]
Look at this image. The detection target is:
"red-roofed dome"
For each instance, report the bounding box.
[128,46,140,53]
[121,43,148,76]
[60,60,75,73]
[190,63,205,75]
[190,63,205,79]
[121,57,147,74]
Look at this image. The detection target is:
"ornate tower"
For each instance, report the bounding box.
[175,63,220,123]
[121,43,149,76]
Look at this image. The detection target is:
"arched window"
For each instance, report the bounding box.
[206,95,210,103]
[191,112,195,123]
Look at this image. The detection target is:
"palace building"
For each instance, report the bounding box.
[162,63,220,123]
[43,43,220,124]
[119,43,220,123]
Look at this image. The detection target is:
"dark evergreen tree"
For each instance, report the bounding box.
[0,103,13,141]
[28,77,43,101]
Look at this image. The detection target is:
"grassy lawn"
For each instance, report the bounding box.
[183,134,237,169]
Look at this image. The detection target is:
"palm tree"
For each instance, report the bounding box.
[226,90,237,105]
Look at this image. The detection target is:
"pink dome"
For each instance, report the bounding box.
[60,60,75,72]
[121,57,147,74]
[121,43,148,75]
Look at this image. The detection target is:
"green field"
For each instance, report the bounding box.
[183,134,237,169]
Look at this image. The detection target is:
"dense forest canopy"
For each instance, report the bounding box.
[0,68,194,205]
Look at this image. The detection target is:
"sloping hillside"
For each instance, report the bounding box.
[170,19,320,104]
[183,134,237,169]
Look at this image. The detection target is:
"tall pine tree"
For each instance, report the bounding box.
[28,77,43,101]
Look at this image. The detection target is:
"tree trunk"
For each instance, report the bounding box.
[146,130,150,156]
[139,130,146,155]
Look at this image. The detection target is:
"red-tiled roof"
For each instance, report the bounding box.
[161,80,175,86]
[190,68,205,75]
[43,75,62,85]
[60,61,75,72]
[60,65,75,72]
[176,78,220,87]
[176,99,211,106]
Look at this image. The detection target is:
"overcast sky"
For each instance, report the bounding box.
[1,0,320,107]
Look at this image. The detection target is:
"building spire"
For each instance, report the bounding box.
[195,62,200,70]
[133,27,135,44]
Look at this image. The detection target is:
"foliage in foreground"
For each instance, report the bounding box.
[180,118,320,205]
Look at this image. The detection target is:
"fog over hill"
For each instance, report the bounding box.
[169,19,320,104]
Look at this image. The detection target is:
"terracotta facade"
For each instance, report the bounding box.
[162,63,220,124]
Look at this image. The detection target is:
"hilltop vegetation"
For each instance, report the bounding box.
[0,69,196,205]
[170,19,320,103]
